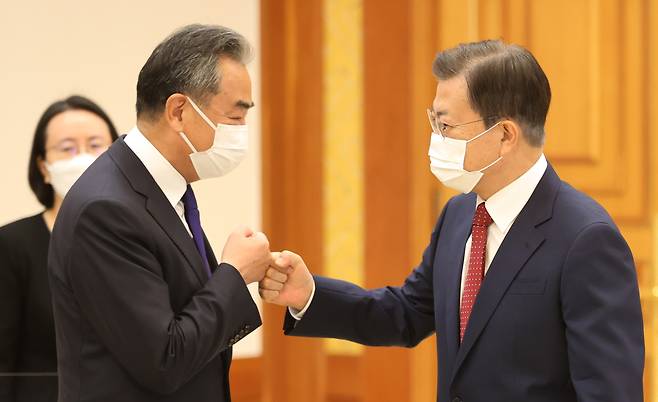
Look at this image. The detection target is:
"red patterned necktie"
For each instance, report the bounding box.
[459,202,494,343]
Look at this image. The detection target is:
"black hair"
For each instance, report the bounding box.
[433,39,551,146]
[28,95,119,208]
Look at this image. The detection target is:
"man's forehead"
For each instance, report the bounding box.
[433,75,469,113]
[210,89,254,109]
[213,67,253,109]
[436,75,467,96]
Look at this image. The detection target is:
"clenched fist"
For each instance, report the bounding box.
[259,250,314,311]
[221,226,273,284]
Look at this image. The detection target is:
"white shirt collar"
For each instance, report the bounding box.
[124,126,187,209]
[477,154,548,233]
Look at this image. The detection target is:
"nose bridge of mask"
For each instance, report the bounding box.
[429,121,499,161]
[45,153,96,170]
[429,133,467,168]
[217,124,249,150]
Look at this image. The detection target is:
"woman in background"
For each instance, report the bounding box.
[0,95,118,402]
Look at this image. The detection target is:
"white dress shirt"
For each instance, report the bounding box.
[293,154,548,320]
[459,154,547,306]
[123,127,191,236]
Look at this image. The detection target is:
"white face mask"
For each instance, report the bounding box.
[179,97,248,180]
[428,122,502,194]
[45,153,97,198]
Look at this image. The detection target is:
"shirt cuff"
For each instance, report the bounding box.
[288,279,316,320]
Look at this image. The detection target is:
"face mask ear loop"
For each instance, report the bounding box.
[462,121,503,172]
[179,132,198,153]
[478,155,503,173]
[466,121,501,144]
[478,127,506,173]
[186,96,219,130]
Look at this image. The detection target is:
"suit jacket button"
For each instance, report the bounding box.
[452,397,463,402]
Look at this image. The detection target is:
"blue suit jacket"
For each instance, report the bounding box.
[284,164,644,402]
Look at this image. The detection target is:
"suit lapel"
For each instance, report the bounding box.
[450,165,560,385]
[438,195,476,363]
[145,197,208,285]
[108,138,208,287]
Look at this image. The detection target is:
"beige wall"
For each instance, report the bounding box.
[0,0,262,358]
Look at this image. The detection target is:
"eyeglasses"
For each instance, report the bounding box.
[426,108,498,136]
[46,140,109,157]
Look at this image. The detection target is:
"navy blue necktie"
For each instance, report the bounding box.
[182,185,212,278]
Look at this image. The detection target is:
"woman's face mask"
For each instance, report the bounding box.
[45,153,98,197]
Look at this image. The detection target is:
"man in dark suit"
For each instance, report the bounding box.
[259,40,644,401]
[48,24,270,402]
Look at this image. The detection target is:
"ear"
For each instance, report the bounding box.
[499,119,521,155]
[164,94,188,132]
[37,156,50,184]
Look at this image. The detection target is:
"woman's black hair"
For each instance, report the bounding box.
[28,95,119,208]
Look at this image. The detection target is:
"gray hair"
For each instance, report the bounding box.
[136,24,252,118]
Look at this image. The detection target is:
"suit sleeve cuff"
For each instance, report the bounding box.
[288,279,316,320]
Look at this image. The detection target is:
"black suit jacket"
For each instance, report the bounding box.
[0,214,57,402]
[284,164,644,402]
[48,138,261,402]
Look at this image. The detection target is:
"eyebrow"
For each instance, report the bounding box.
[53,134,105,144]
[235,100,255,110]
[53,138,76,146]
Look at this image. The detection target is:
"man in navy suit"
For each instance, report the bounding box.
[258,39,644,401]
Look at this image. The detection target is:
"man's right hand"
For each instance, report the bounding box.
[259,250,314,311]
[221,226,272,284]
